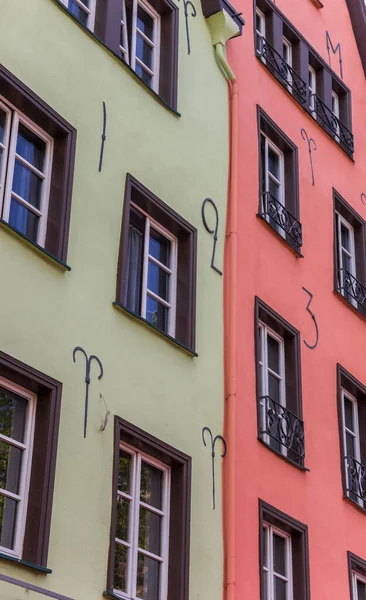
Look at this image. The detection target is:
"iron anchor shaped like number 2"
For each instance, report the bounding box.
[73,346,104,438]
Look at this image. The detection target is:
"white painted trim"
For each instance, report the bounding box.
[263,522,293,600]
[120,0,130,63]
[60,0,96,30]
[0,101,12,215]
[336,212,357,307]
[308,65,316,117]
[342,388,363,507]
[255,8,266,60]
[332,90,340,141]
[282,36,293,92]
[128,0,161,92]
[353,570,366,600]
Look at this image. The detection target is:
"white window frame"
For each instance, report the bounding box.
[353,570,366,600]
[261,132,286,239]
[256,8,266,59]
[131,202,178,337]
[282,37,293,91]
[332,90,340,141]
[0,376,36,559]
[308,65,316,117]
[263,522,293,600]
[342,388,363,507]
[0,96,53,248]
[336,212,357,307]
[61,0,96,30]
[258,321,286,452]
[113,442,171,600]
[122,0,161,92]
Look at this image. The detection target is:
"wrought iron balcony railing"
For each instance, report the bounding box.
[256,34,307,104]
[312,94,354,157]
[338,268,366,310]
[259,395,305,465]
[260,192,303,252]
[345,455,366,505]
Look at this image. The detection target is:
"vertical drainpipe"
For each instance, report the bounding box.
[206,12,239,600]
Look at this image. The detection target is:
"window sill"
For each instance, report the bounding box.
[258,438,309,472]
[343,494,366,515]
[334,289,366,320]
[113,302,198,357]
[257,214,304,258]
[0,552,52,574]
[256,55,354,161]
[52,0,181,118]
[0,219,71,271]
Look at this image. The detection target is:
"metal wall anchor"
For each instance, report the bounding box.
[73,346,104,438]
[202,426,227,510]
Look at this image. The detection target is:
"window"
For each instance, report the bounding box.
[282,37,292,91]
[262,522,292,600]
[259,501,310,600]
[93,0,179,108]
[334,191,366,314]
[308,65,316,116]
[332,90,340,141]
[107,417,191,600]
[60,0,96,28]
[256,8,266,57]
[0,66,76,264]
[0,351,61,568]
[337,366,366,510]
[257,108,302,253]
[255,298,305,467]
[349,553,366,600]
[115,174,197,352]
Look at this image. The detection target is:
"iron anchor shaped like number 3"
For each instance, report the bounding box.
[73,346,104,438]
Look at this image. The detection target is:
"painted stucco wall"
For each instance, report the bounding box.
[0,0,230,598]
[228,0,366,597]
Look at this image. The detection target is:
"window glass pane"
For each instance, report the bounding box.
[346,431,356,458]
[342,251,352,273]
[0,388,27,443]
[137,6,154,39]
[118,451,132,494]
[135,63,153,86]
[0,110,6,144]
[16,124,45,171]
[269,178,280,200]
[273,533,286,576]
[114,543,128,593]
[68,0,89,25]
[139,507,162,555]
[0,494,17,550]
[0,442,23,494]
[147,261,169,301]
[256,13,262,32]
[136,553,160,600]
[146,295,168,332]
[140,462,163,509]
[274,575,287,600]
[116,497,130,542]
[357,579,366,600]
[149,229,170,266]
[268,148,280,179]
[13,161,43,210]
[9,199,39,243]
[136,35,153,69]
[267,335,280,374]
[344,397,354,432]
[341,224,351,251]
[268,374,280,404]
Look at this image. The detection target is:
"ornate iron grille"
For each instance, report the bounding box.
[345,455,366,505]
[259,395,305,464]
[338,268,366,310]
[312,94,354,157]
[256,35,307,104]
[260,192,302,251]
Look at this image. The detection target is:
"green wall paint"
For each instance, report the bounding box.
[0,0,229,597]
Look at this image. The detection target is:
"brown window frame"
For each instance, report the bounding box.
[106,416,191,600]
[255,297,305,468]
[257,107,301,254]
[348,551,366,599]
[0,350,62,570]
[0,64,76,265]
[337,364,366,512]
[115,173,197,353]
[333,189,366,317]
[259,500,310,600]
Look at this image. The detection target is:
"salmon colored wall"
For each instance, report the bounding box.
[227,0,366,597]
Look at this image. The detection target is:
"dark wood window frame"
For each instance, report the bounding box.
[348,551,366,599]
[259,500,310,600]
[105,416,191,600]
[257,106,302,255]
[254,0,353,158]
[52,0,179,111]
[337,364,366,513]
[114,173,197,354]
[0,350,62,570]
[345,0,366,78]
[333,189,366,318]
[255,297,305,469]
[0,64,76,267]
